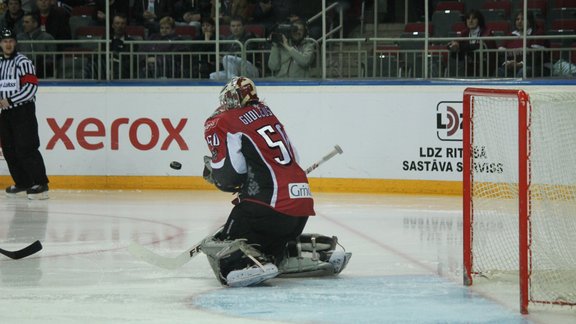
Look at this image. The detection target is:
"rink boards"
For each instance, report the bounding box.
[1,80,574,195]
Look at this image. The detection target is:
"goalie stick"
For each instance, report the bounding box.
[127,232,214,270]
[128,145,344,270]
[0,240,43,260]
[170,146,343,172]
[305,145,343,174]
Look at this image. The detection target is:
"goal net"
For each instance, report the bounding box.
[462,88,576,314]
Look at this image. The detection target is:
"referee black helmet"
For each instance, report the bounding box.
[0,28,16,40]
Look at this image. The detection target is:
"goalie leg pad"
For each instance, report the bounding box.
[277,256,335,277]
[201,238,278,286]
[297,233,337,255]
[327,250,352,274]
[199,237,233,283]
[278,233,352,277]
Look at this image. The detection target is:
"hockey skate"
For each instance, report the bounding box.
[27,184,49,200]
[226,263,279,287]
[5,185,27,197]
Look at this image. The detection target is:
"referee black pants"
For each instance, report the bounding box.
[0,102,49,188]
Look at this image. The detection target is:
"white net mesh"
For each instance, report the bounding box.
[471,94,519,275]
[469,89,576,306]
[528,91,576,304]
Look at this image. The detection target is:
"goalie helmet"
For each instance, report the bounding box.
[219,77,259,110]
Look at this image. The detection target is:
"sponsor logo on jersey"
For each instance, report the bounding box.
[288,183,312,199]
[0,79,18,91]
[204,119,218,131]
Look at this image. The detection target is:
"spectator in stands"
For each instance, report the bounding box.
[139,16,189,79]
[33,0,71,43]
[253,0,323,39]
[209,16,259,80]
[212,0,254,25]
[109,13,134,79]
[0,0,25,36]
[50,0,70,13]
[252,0,299,36]
[4,0,77,13]
[411,0,437,21]
[290,0,323,40]
[17,12,55,78]
[193,16,216,78]
[132,0,174,35]
[447,10,497,78]
[173,0,211,29]
[268,19,316,78]
[21,0,33,12]
[497,11,549,78]
[94,0,131,26]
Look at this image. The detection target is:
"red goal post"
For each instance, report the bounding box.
[462,87,576,314]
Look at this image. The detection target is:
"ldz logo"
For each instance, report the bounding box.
[436,101,462,142]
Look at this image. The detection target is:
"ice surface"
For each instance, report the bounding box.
[0,191,574,323]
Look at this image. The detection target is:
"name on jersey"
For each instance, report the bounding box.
[288,183,312,199]
[239,106,274,125]
[0,79,18,91]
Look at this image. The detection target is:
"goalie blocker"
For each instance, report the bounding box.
[200,233,352,287]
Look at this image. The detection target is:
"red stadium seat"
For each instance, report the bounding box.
[404,22,433,35]
[216,24,264,38]
[71,5,96,17]
[245,24,265,38]
[175,25,197,39]
[435,1,465,13]
[219,25,231,37]
[482,0,512,18]
[551,19,576,31]
[126,25,146,40]
[554,0,576,8]
[486,20,511,36]
[75,26,105,38]
[517,0,548,17]
[451,21,466,35]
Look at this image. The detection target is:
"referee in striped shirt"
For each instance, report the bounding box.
[0,28,49,200]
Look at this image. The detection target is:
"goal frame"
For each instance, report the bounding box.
[462,87,531,314]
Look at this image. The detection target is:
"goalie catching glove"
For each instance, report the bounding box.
[202,155,214,184]
[202,155,243,192]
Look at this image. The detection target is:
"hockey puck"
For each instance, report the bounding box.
[170,161,182,170]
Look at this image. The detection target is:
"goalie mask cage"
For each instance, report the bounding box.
[463,87,576,314]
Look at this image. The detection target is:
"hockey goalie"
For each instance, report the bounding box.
[200,77,351,287]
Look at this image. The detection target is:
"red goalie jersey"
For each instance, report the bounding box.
[204,102,315,217]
